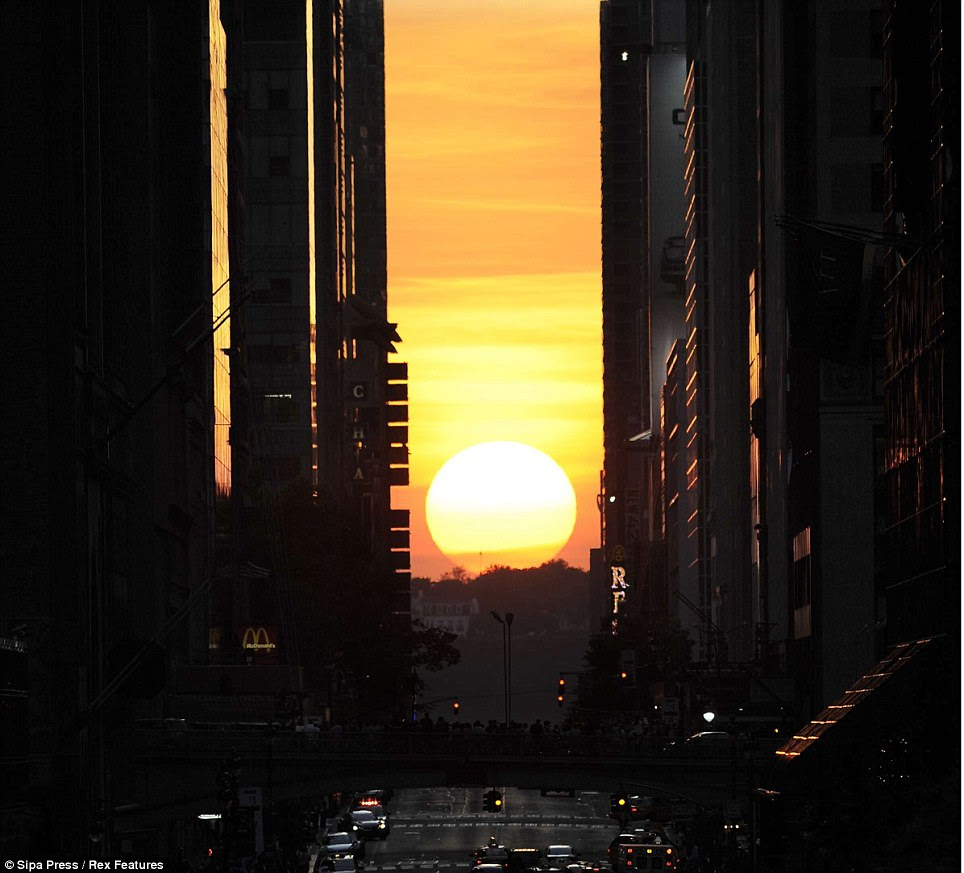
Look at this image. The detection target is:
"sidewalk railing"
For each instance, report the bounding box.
[130,728,779,761]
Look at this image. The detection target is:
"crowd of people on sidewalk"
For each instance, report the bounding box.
[292,715,681,740]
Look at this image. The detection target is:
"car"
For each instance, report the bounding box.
[566,862,605,873]
[607,835,639,863]
[505,849,544,873]
[319,856,362,873]
[346,809,390,840]
[324,833,364,858]
[355,789,393,809]
[544,847,576,865]
[366,804,389,826]
[664,731,735,757]
[472,847,509,868]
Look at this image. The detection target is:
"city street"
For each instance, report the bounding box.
[359,787,616,871]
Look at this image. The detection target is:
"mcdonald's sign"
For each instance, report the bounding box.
[239,626,278,654]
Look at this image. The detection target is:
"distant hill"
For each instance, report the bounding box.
[412,560,594,639]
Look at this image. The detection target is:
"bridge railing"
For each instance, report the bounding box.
[129,728,778,761]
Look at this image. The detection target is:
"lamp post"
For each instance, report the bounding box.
[505,613,514,723]
[490,611,510,725]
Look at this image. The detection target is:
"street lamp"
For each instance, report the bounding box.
[490,611,514,725]
[505,613,514,723]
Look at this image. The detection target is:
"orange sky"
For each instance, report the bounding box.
[384,0,602,580]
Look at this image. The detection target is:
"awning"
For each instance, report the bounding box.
[774,637,937,762]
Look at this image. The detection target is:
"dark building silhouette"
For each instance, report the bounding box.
[342,0,412,632]
[880,0,959,649]
[599,0,652,622]
[758,0,887,714]
[642,0,957,752]
[219,0,408,688]
[599,0,687,636]
[2,1,236,855]
[242,0,317,491]
[1,0,407,855]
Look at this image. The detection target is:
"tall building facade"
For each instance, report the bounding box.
[659,0,928,717]
[665,0,757,666]
[235,0,410,672]
[342,0,413,629]
[2,1,236,855]
[243,0,317,492]
[719,0,893,716]
[881,0,959,648]
[600,0,652,626]
[599,0,687,635]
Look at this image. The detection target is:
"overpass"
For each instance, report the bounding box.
[117,729,780,822]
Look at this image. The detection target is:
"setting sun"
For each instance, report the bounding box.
[425,441,577,569]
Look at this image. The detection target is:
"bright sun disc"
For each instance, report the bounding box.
[425,441,577,569]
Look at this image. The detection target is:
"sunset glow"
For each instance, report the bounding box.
[426,441,577,568]
[385,1,602,577]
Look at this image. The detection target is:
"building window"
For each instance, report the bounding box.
[268,88,288,110]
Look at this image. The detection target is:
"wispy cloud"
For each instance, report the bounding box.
[386,2,602,574]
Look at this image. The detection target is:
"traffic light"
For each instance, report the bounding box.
[619,650,636,686]
[557,676,566,707]
[483,789,503,812]
[453,699,460,717]
[611,791,628,816]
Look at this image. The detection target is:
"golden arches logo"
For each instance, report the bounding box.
[241,627,277,651]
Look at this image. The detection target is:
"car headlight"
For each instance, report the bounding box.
[378,822,386,829]
[352,826,359,831]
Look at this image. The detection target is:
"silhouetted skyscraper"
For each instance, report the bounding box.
[1,0,236,854]
[599,0,687,635]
